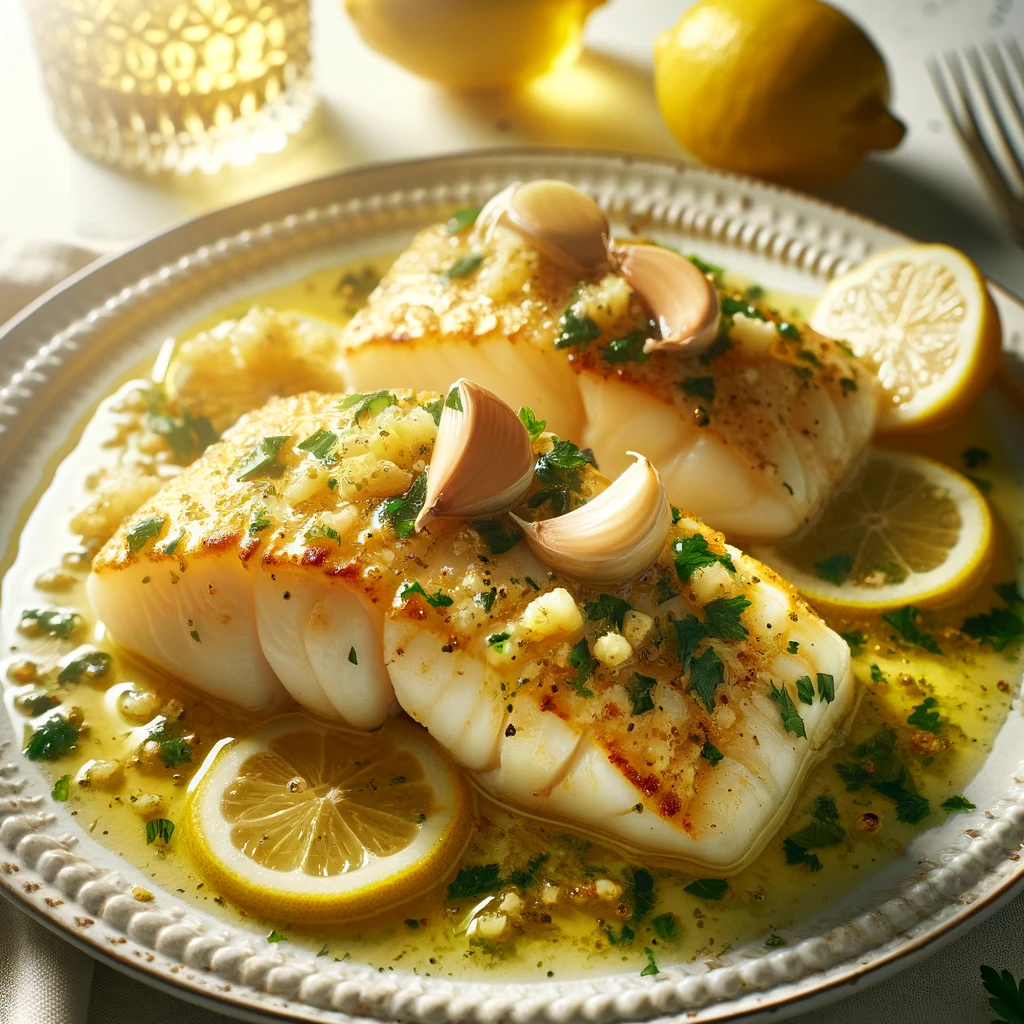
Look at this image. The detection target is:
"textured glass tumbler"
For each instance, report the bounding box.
[26,0,316,174]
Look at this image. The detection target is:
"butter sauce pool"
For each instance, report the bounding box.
[1,260,1020,981]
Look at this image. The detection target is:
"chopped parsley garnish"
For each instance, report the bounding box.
[941,794,976,813]
[384,473,428,539]
[656,579,679,604]
[525,576,540,591]
[19,606,81,638]
[517,406,546,442]
[765,934,786,947]
[870,663,886,683]
[813,553,854,586]
[787,640,800,655]
[783,795,845,868]
[882,605,942,654]
[769,681,807,739]
[148,720,193,768]
[702,594,751,640]
[445,386,463,412]
[568,638,596,697]
[640,947,660,977]
[796,347,821,367]
[348,647,358,665]
[602,330,650,365]
[584,594,632,630]
[555,303,602,349]
[836,728,931,824]
[57,649,111,685]
[817,673,835,704]
[529,437,594,514]
[147,402,218,465]
[688,647,724,714]
[672,533,735,583]
[792,364,814,381]
[475,588,497,612]
[401,581,453,608]
[962,446,990,469]
[505,851,550,888]
[487,631,511,653]
[236,436,290,482]
[680,376,716,403]
[249,511,271,534]
[267,930,286,944]
[685,253,725,282]
[126,517,166,554]
[190,629,201,643]
[980,964,1024,1024]
[907,696,941,733]
[839,630,867,655]
[51,774,71,801]
[472,517,521,554]
[840,377,858,394]
[628,867,656,919]
[777,321,802,341]
[304,523,341,547]
[651,912,677,940]
[445,855,549,902]
[699,330,735,365]
[163,532,183,556]
[683,878,728,901]
[446,205,482,233]
[625,673,657,715]
[297,428,337,462]
[24,715,79,761]
[442,254,483,280]
[795,675,814,705]
[701,741,724,766]
[782,840,822,872]
[672,614,707,672]
[145,818,175,844]
[423,398,444,425]
[962,582,1024,650]
[342,389,396,423]
[671,506,682,524]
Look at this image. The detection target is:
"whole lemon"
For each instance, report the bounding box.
[653,0,905,188]
[345,0,605,90]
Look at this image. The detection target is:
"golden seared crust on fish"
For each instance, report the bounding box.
[341,222,875,540]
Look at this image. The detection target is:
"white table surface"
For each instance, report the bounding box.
[1,1,1024,1022]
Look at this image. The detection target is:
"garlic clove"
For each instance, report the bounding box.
[474,180,610,274]
[512,452,671,586]
[415,378,534,531]
[610,243,721,354]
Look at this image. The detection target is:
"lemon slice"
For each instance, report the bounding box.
[752,450,993,611]
[810,244,1001,432]
[186,715,470,923]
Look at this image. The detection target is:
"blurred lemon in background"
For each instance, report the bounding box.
[345,0,606,90]
[653,0,905,188]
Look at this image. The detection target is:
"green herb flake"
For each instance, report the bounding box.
[517,406,546,442]
[296,428,337,463]
[783,840,822,872]
[839,630,867,655]
[475,588,497,613]
[817,672,835,704]
[445,386,464,412]
[57,649,112,685]
[401,580,454,608]
[404,918,420,930]
[442,254,484,280]
[126,517,166,555]
[51,774,71,802]
[787,640,800,655]
[505,851,551,888]
[701,742,724,766]
[423,398,444,426]
[962,446,990,469]
[941,794,976,813]
[348,647,358,665]
[656,579,679,604]
[584,594,632,630]
[672,533,735,583]
[784,795,845,863]
[870,663,886,683]
[602,330,650,365]
[487,631,511,654]
[640,947,660,977]
[882,605,942,654]
[836,728,931,824]
[304,523,341,547]
[671,506,682,525]
[680,376,716,403]
[145,818,175,845]
[908,696,942,733]
[20,608,81,639]
[672,614,708,673]
[626,673,657,715]
[148,720,193,768]
[568,638,596,698]
[765,934,786,947]
[384,473,428,539]
[249,511,271,535]
[688,646,724,714]
[777,321,802,341]
[962,583,1024,651]
[267,930,286,944]
[683,877,728,901]
[685,253,725,281]
[316,944,330,957]
[703,594,751,640]
[236,436,290,482]
[720,296,768,322]
[813,553,854,586]
[795,675,814,705]
[446,863,503,901]
[840,377,858,394]
[342,389,397,423]
[555,304,602,349]
[446,205,482,234]
[769,681,807,739]
[651,912,677,940]
[472,517,522,555]
[24,716,79,761]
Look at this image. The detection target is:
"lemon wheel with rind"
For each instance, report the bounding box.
[752,450,994,613]
[185,714,471,924]
[810,244,1002,433]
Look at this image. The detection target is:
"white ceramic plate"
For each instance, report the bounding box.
[1,150,1023,1024]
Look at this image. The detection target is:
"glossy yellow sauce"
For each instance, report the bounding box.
[2,259,1021,981]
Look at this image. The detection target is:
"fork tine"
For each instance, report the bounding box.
[984,41,1024,149]
[967,45,1024,189]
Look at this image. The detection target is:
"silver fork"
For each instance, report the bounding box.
[928,40,1024,243]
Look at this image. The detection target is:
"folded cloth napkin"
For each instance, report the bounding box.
[0,241,1022,1024]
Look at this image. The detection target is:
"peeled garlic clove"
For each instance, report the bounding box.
[474,180,610,274]
[415,378,534,531]
[512,452,671,586]
[611,243,721,354]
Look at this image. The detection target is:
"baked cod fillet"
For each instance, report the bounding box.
[340,218,875,540]
[89,387,855,869]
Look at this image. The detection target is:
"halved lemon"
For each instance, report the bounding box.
[752,450,993,611]
[185,715,471,923]
[810,244,1001,432]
